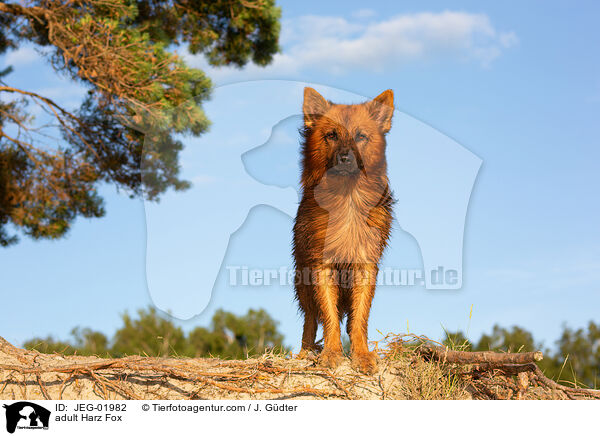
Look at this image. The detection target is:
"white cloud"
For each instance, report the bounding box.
[352,9,377,19]
[191,174,216,186]
[499,31,519,48]
[185,11,518,83]
[3,46,41,67]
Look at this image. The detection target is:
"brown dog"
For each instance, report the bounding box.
[293,88,394,374]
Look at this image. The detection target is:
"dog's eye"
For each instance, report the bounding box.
[325,131,337,140]
[355,132,368,142]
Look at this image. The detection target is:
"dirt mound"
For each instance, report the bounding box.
[1,335,598,400]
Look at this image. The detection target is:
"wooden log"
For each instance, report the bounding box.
[419,344,543,366]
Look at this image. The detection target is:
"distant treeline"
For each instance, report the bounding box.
[24,308,600,389]
[24,307,287,360]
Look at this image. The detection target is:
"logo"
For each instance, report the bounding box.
[2,402,50,434]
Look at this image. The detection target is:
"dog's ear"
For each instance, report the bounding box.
[368,89,394,134]
[303,87,330,128]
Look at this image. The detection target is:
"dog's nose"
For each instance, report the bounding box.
[333,148,359,173]
[337,148,354,165]
[338,152,350,164]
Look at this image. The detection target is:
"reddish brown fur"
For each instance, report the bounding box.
[293,88,394,374]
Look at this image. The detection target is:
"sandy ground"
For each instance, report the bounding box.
[1,337,593,400]
[0,337,471,400]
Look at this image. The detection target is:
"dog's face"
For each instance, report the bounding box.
[302,88,394,183]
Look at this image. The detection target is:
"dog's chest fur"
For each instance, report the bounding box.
[310,179,392,265]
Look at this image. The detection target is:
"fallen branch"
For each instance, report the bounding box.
[415,343,600,400]
[418,344,543,366]
[530,366,600,399]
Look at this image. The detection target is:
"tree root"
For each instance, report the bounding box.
[2,335,600,400]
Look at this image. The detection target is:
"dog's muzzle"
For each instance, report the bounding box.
[330,148,359,175]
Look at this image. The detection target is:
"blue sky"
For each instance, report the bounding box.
[1,0,599,352]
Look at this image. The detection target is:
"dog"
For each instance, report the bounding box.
[293,87,394,374]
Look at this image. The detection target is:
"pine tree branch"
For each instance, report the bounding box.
[0,2,46,19]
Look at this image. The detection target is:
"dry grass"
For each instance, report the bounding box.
[1,334,597,400]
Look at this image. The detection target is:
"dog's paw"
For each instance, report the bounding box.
[351,350,378,375]
[318,348,344,369]
[297,342,323,360]
[296,348,317,360]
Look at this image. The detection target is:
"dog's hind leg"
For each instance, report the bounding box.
[296,283,320,358]
[298,311,319,357]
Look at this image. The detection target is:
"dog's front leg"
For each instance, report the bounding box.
[349,264,378,374]
[314,265,343,369]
